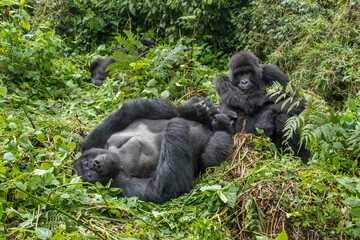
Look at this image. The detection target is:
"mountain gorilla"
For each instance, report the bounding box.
[83,38,156,86]
[73,97,234,203]
[216,51,310,164]
[83,58,117,86]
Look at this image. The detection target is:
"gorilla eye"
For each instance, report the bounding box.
[83,160,89,168]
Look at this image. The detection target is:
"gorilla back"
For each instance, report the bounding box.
[73,98,233,203]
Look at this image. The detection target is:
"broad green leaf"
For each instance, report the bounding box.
[343,197,360,207]
[33,167,53,175]
[275,230,288,240]
[20,20,30,30]
[68,142,76,151]
[4,152,16,162]
[35,227,53,240]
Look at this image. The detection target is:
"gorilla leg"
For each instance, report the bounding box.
[146,118,193,203]
[199,131,233,172]
[119,118,194,203]
[177,97,219,127]
[254,109,275,136]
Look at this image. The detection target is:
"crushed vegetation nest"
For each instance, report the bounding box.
[223,133,344,240]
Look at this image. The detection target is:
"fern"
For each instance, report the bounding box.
[267,81,303,114]
[40,211,74,231]
[107,30,144,74]
[153,42,184,80]
[347,122,360,155]
[283,91,349,153]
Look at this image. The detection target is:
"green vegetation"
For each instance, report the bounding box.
[1,0,360,239]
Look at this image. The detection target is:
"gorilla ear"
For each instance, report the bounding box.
[72,160,83,176]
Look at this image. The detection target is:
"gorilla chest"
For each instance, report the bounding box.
[106,120,166,178]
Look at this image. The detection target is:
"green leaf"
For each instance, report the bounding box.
[275,230,288,240]
[4,152,16,162]
[68,142,77,151]
[343,197,360,207]
[33,168,53,175]
[20,20,31,30]
[333,142,343,150]
[0,87,7,97]
[35,227,53,240]
[160,90,170,99]
[200,185,222,192]
[348,98,356,111]
[0,203,3,220]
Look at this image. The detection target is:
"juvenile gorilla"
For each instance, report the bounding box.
[83,38,156,86]
[73,98,234,203]
[216,51,310,164]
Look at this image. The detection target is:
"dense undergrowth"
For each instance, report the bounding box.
[1,0,360,239]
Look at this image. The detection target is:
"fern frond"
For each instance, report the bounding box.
[115,34,138,56]
[287,101,300,113]
[348,122,360,154]
[283,114,305,141]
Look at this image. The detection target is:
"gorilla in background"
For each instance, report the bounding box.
[82,57,117,86]
[83,38,156,86]
[122,38,156,56]
[216,51,310,164]
[72,97,234,203]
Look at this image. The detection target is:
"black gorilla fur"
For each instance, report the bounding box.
[72,97,234,203]
[216,51,310,164]
[83,38,155,86]
[83,57,117,86]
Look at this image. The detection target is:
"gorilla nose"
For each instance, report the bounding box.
[240,79,249,85]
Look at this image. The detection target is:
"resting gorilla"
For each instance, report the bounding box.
[83,38,156,86]
[216,51,310,164]
[73,97,234,203]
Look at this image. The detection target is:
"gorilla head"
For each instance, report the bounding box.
[72,148,122,185]
[83,38,156,86]
[228,51,262,91]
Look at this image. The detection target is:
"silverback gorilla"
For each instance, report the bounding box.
[83,38,155,86]
[216,51,310,164]
[73,97,234,203]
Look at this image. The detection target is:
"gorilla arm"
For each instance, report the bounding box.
[262,64,305,116]
[81,97,221,152]
[216,75,268,115]
[81,98,178,152]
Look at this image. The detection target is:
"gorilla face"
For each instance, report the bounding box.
[228,51,262,91]
[73,148,122,185]
[231,67,254,90]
